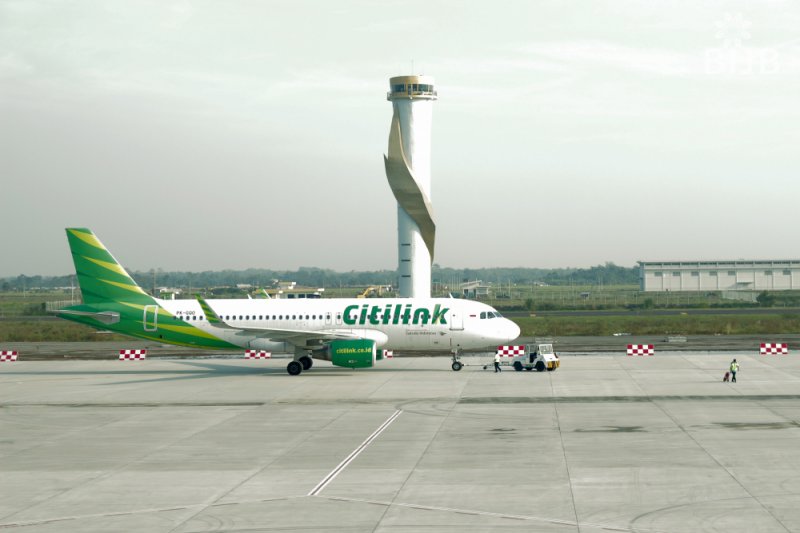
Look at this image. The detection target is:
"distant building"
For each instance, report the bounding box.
[460,280,492,299]
[639,260,800,292]
[158,287,182,300]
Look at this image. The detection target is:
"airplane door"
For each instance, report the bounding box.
[449,309,464,331]
[143,305,158,332]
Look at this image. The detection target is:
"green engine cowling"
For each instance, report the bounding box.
[329,339,376,369]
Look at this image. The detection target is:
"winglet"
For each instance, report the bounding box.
[196,295,231,329]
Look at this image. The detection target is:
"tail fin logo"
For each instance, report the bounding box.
[66,228,154,305]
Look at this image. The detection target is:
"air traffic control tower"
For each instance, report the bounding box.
[384,75,437,298]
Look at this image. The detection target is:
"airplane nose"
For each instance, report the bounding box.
[506,320,521,341]
[493,319,520,343]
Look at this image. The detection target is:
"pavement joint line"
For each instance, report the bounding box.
[318,495,671,532]
[0,403,224,523]
[308,409,403,496]
[551,370,582,532]
[374,393,463,529]
[0,493,674,532]
[649,400,794,533]
[161,408,330,533]
[0,504,205,529]
[459,394,800,403]
[2,404,258,528]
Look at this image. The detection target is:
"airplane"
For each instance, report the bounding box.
[56,228,521,375]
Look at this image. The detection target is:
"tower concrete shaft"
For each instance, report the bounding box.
[384,75,437,298]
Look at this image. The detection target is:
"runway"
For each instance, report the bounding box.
[2,353,800,532]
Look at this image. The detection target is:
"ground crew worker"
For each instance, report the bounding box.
[730,359,739,383]
[494,353,501,373]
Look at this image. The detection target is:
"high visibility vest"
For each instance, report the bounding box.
[730,363,739,372]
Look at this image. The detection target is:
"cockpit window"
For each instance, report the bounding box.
[480,312,486,319]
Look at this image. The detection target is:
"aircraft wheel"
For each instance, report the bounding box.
[452,361,463,371]
[535,361,546,372]
[513,361,523,372]
[300,356,313,370]
[287,361,303,376]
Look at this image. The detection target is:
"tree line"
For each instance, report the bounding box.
[2,262,639,291]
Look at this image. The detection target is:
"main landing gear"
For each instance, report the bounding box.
[287,350,314,376]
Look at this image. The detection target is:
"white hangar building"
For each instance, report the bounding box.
[639,260,800,292]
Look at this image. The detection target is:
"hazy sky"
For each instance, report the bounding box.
[2,1,799,277]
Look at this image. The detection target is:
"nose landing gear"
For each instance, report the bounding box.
[451,348,463,371]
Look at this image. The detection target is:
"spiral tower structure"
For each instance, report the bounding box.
[384,75,437,298]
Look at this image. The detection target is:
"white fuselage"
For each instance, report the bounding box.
[157,297,520,353]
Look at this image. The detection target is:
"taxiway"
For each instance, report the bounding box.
[2,352,800,532]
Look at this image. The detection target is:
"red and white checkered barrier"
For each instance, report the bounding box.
[496,345,525,357]
[119,349,147,360]
[383,350,394,359]
[0,350,18,362]
[627,344,654,356]
[245,350,271,359]
[760,343,788,355]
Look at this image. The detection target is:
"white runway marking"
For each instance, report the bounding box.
[308,409,402,496]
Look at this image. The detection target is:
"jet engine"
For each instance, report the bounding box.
[326,339,377,369]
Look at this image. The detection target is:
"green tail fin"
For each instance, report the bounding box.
[66,228,156,306]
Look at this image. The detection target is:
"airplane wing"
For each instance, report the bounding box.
[196,297,370,346]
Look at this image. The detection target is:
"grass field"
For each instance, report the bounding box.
[0,320,127,342]
[514,314,800,337]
